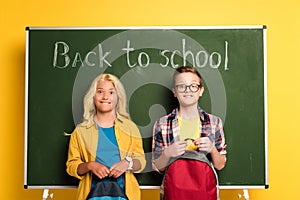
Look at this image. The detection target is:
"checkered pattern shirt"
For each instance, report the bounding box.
[152,107,227,171]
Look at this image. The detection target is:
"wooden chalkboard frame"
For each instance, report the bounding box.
[24,26,268,189]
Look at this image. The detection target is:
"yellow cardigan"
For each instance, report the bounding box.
[66,115,146,200]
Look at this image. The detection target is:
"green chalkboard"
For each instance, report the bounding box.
[24,26,268,189]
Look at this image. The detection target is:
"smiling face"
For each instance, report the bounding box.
[173,72,204,108]
[93,80,118,114]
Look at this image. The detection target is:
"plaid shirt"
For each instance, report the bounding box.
[152,107,227,171]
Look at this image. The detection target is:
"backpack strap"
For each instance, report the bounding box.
[167,150,214,170]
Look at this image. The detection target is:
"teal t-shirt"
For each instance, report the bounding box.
[91,125,124,190]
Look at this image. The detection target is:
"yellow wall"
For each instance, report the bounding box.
[1,0,300,199]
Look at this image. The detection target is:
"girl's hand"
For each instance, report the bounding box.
[89,161,110,179]
[109,160,129,178]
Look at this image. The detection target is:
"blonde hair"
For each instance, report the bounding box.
[82,73,129,125]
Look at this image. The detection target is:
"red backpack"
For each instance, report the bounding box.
[163,150,219,200]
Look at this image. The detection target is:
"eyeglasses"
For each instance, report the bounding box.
[175,83,201,93]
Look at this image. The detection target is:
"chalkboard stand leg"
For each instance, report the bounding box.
[237,189,250,200]
[42,189,54,200]
[243,189,249,200]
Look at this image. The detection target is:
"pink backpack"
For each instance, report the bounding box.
[163,151,219,200]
